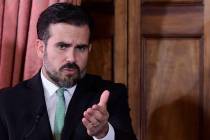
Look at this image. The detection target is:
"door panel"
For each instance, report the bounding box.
[84,1,114,81]
[141,0,204,140]
[87,38,113,80]
[142,6,203,35]
[143,38,201,140]
[83,0,112,3]
[142,0,201,2]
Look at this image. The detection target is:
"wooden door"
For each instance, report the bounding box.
[82,0,114,81]
[137,0,210,140]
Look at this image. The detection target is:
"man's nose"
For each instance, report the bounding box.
[65,49,75,63]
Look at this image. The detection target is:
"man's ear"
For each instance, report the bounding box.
[35,39,45,59]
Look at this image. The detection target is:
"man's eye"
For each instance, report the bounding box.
[58,44,67,49]
[76,45,88,52]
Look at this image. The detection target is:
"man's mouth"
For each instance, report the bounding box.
[62,68,77,75]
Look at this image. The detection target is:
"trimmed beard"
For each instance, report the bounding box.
[43,51,82,88]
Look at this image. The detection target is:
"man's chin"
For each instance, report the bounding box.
[57,78,74,87]
[61,73,78,79]
[57,71,81,86]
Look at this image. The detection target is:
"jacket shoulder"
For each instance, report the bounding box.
[0,73,42,107]
[0,80,29,96]
[85,74,126,89]
[84,74,127,99]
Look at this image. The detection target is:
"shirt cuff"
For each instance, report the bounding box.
[93,123,115,140]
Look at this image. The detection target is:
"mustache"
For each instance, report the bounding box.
[60,63,80,71]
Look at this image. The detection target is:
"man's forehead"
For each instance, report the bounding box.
[47,23,90,44]
[48,23,89,38]
[49,23,90,32]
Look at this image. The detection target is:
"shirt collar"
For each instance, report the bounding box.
[40,70,77,98]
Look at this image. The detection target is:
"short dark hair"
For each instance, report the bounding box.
[37,3,93,42]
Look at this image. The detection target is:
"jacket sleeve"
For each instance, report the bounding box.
[107,84,137,140]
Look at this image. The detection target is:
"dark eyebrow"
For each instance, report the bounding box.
[76,44,89,48]
[55,42,71,47]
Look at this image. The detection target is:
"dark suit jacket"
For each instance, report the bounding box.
[0,73,137,140]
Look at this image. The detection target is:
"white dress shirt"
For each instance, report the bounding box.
[40,71,115,140]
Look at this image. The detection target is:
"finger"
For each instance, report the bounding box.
[83,108,96,121]
[84,106,109,126]
[98,90,110,107]
[92,104,108,116]
[84,108,101,125]
[82,117,98,135]
[82,116,97,130]
[83,108,91,120]
[82,117,90,128]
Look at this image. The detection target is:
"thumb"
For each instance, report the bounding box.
[98,90,110,106]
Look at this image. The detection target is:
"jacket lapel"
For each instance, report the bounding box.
[23,73,53,140]
[62,74,100,140]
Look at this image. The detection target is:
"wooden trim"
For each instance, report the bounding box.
[114,0,128,84]
[199,37,204,140]
[203,0,210,139]
[142,34,202,38]
[115,0,141,139]
[140,38,147,140]
[128,0,141,139]
[142,5,203,36]
[142,1,203,6]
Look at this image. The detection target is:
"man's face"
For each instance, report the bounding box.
[36,23,91,87]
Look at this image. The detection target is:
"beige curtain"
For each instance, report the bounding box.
[0,0,81,88]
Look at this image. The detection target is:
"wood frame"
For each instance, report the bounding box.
[128,0,141,139]
[114,0,128,84]
[203,0,210,139]
[115,0,141,139]
[114,0,210,139]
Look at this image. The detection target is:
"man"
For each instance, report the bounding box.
[0,3,137,140]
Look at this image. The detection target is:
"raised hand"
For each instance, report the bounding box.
[82,90,110,139]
